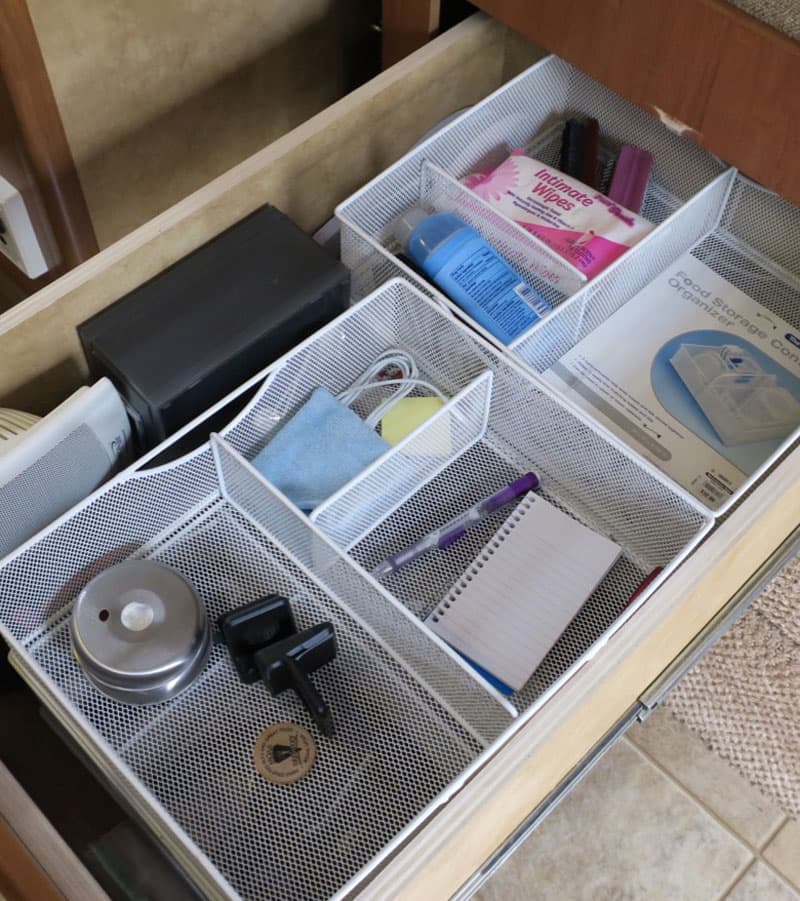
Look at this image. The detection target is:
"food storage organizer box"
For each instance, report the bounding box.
[670,343,800,446]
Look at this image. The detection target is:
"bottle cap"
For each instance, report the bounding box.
[70,559,210,704]
[391,206,428,249]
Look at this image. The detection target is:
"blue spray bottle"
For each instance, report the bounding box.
[393,207,550,344]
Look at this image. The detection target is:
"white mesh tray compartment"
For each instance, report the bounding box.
[0,430,514,901]
[337,307,713,709]
[339,161,577,353]
[310,370,493,550]
[337,55,725,248]
[337,55,727,311]
[512,171,800,513]
[220,283,498,467]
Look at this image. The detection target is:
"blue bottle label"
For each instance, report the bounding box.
[430,239,549,344]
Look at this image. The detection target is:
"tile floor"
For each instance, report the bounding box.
[476,708,800,900]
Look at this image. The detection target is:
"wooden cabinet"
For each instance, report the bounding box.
[0,0,97,296]
[473,0,800,206]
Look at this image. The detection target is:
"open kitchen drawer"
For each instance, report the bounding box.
[1,13,800,901]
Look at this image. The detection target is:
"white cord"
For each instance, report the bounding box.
[348,379,448,428]
[337,350,446,429]
[336,349,416,408]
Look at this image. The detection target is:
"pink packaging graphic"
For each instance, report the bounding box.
[464,149,654,282]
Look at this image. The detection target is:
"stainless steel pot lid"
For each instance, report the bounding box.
[71,560,210,704]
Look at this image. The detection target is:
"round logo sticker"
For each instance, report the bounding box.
[253,722,317,784]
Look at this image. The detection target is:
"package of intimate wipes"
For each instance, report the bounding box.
[542,251,800,508]
[464,150,653,282]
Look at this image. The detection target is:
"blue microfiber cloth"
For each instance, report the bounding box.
[251,387,390,510]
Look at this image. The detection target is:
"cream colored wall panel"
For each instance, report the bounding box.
[26,0,342,164]
[26,0,347,245]
[72,14,346,245]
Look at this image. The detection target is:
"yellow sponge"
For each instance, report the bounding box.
[380,396,446,447]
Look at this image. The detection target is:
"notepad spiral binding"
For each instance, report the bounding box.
[430,495,534,623]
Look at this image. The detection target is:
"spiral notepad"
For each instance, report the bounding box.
[426,492,621,692]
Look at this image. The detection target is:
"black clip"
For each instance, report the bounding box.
[218,598,336,735]
[255,623,337,737]
[218,595,296,684]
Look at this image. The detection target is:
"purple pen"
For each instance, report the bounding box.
[371,471,540,579]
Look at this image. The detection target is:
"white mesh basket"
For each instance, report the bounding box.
[0,279,713,900]
[512,171,800,514]
[0,433,514,901]
[337,55,727,346]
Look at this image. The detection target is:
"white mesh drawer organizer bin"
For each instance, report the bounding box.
[336,54,727,347]
[0,279,712,900]
[511,171,800,514]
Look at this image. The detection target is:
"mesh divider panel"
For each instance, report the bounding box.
[718,177,800,278]
[480,365,706,566]
[349,412,707,715]
[511,170,735,373]
[311,371,493,550]
[691,233,800,328]
[420,162,576,303]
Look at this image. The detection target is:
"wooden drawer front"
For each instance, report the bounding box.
[0,13,799,901]
[0,761,107,900]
